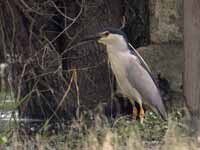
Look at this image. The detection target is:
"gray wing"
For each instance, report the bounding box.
[128,43,151,74]
[126,57,167,120]
[128,43,159,88]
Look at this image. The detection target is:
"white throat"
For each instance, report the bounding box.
[106,43,130,69]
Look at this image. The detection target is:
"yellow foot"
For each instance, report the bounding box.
[132,104,138,120]
[139,106,145,124]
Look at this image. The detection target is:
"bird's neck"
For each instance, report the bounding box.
[106,45,130,69]
[106,45,129,58]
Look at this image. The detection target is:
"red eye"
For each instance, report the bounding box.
[104,31,110,36]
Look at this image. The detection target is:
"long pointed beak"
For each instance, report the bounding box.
[80,34,101,42]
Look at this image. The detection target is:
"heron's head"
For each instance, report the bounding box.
[82,28,128,49]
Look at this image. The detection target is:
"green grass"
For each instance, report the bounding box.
[0,102,16,111]
[0,90,198,149]
[0,110,198,150]
[0,90,15,111]
[0,90,13,99]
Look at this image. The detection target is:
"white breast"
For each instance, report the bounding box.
[107,51,142,105]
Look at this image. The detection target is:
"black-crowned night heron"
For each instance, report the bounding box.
[82,28,167,123]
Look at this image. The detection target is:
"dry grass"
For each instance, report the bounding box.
[0,111,199,150]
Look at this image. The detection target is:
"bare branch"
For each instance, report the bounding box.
[50,1,74,21]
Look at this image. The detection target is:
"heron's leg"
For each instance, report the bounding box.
[139,104,145,124]
[132,103,138,120]
[128,99,138,120]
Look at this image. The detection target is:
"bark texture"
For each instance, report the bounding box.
[184,0,200,133]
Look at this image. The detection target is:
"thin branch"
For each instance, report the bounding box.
[16,63,27,103]
[61,40,92,56]
[44,70,75,123]
[19,0,54,16]
[50,1,74,21]
[47,0,85,45]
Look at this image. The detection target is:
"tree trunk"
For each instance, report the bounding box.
[0,0,149,121]
[184,0,200,135]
